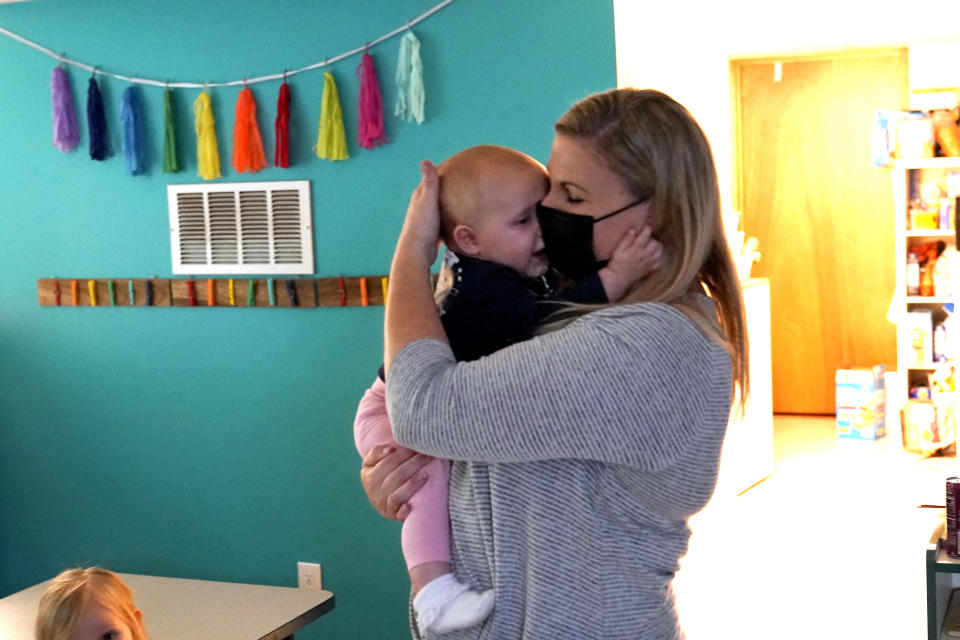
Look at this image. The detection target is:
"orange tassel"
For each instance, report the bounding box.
[232,87,267,173]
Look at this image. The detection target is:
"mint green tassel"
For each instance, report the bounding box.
[395,31,424,124]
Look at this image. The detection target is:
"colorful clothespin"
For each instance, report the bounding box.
[145,280,153,306]
[246,279,256,306]
[229,279,236,306]
[87,280,97,306]
[360,277,369,306]
[187,279,196,306]
[128,280,135,306]
[337,276,347,306]
[268,278,276,306]
[207,278,215,306]
[381,276,388,303]
[71,280,79,306]
[52,278,61,306]
[108,280,116,306]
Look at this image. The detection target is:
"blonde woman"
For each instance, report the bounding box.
[362,88,748,639]
[35,567,147,640]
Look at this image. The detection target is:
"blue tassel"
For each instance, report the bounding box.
[87,77,108,161]
[121,85,145,175]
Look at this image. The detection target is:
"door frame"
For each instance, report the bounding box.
[729,47,908,414]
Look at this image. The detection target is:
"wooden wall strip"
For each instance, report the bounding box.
[37,276,406,308]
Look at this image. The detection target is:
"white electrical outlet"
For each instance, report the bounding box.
[297,562,322,589]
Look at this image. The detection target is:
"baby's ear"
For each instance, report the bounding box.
[452,224,481,256]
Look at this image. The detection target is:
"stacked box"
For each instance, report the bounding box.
[901,398,956,454]
[835,365,886,440]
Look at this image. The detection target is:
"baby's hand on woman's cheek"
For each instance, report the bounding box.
[609,224,663,281]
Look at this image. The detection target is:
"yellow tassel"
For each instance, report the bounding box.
[194,91,221,180]
[316,71,349,161]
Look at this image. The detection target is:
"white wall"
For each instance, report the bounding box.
[614,0,960,221]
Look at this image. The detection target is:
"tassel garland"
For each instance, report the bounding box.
[41,25,440,171]
[121,85,145,175]
[51,66,80,152]
[232,87,267,174]
[395,31,425,124]
[163,89,180,173]
[274,82,291,168]
[316,71,349,161]
[356,52,387,149]
[87,77,108,160]
[194,91,221,180]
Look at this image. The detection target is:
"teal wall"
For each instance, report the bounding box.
[0,2,615,637]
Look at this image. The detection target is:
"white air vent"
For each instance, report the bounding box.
[167,180,314,275]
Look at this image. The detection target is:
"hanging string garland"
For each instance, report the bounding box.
[0,0,454,87]
[3,0,456,173]
[50,66,79,152]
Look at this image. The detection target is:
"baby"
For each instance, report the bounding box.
[354,145,660,636]
[35,567,147,640]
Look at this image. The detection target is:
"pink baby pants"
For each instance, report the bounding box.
[353,377,451,570]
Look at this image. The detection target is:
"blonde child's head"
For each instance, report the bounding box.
[35,568,146,640]
[437,145,549,279]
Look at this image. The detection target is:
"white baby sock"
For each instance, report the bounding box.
[413,573,495,636]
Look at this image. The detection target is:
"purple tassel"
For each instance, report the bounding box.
[121,85,145,175]
[87,77,108,161]
[51,67,80,152]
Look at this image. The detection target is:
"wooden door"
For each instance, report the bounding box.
[735,52,906,414]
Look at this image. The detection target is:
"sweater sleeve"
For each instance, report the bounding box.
[386,303,732,471]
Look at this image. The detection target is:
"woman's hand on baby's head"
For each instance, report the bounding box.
[397,160,443,265]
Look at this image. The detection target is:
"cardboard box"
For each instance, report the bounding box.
[836,366,886,440]
[901,398,956,454]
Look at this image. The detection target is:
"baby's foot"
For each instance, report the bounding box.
[413,573,495,635]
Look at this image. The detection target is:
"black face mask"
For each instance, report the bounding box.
[536,199,646,280]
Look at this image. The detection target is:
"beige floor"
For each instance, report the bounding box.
[674,414,957,640]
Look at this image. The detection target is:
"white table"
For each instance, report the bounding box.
[0,573,334,640]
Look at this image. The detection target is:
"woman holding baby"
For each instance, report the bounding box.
[362,88,747,640]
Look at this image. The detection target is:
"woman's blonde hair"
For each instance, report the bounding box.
[550,88,748,411]
[35,567,147,640]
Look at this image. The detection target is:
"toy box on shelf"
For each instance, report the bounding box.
[901,365,957,454]
[835,366,886,440]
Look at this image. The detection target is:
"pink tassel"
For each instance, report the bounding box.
[356,52,387,149]
[51,66,80,152]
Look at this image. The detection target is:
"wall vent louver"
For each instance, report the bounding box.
[167,180,313,275]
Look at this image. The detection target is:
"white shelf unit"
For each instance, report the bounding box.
[891,158,960,412]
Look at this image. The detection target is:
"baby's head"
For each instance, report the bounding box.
[35,568,146,640]
[439,145,549,279]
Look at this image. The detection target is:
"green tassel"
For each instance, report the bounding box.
[163,89,180,173]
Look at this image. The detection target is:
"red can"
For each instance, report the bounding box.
[947,477,960,557]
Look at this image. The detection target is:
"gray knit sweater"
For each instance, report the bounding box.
[387,301,732,640]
